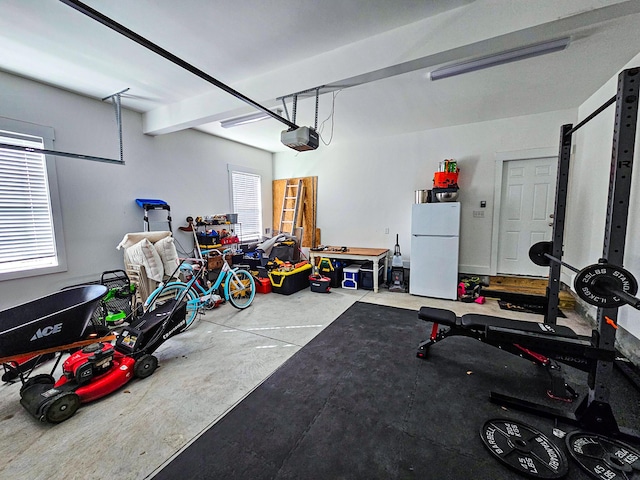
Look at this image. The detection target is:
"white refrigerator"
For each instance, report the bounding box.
[410,202,460,300]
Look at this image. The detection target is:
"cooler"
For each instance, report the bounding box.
[342,265,360,289]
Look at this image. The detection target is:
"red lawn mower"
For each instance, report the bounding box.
[2,265,198,424]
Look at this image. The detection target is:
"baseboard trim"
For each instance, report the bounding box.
[459,265,491,275]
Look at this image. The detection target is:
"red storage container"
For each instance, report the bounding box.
[433,171,459,188]
[255,277,271,294]
[309,274,331,293]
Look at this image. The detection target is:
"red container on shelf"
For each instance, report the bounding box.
[221,236,239,245]
[433,171,459,188]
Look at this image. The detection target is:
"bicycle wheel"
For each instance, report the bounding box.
[224,269,256,309]
[145,283,200,330]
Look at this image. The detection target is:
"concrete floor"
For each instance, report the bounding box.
[0,287,592,480]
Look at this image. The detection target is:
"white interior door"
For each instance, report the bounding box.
[497,157,557,276]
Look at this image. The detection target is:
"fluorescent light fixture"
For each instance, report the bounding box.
[429,37,570,81]
[220,108,283,128]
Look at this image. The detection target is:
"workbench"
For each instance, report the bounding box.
[308,247,389,293]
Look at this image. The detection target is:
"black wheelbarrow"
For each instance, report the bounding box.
[0,285,110,374]
[2,278,195,423]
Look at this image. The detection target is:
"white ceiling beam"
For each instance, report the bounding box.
[143,0,639,136]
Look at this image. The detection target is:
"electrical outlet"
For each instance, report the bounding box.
[473,210,485,218]
[265,227,271,234]
[384,227,389,234]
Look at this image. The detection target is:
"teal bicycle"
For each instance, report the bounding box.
[144,249,256,330]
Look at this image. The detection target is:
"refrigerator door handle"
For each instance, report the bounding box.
[412,234,458,238]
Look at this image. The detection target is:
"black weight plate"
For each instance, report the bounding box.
[566,431,640,480]
[574,264,638,308]
[529,241,553,267]
[480,418,568,479]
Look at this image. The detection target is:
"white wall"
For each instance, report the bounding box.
[567,54,640,339]
[0,71,272,308]
[275,54,640,347]
[274,108,576,274]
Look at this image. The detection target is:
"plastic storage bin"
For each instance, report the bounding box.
[269,263,312,295]
[243,251,265,269]
[342,265,360,289]
[360,261,384,290]
[317,258,346,288]
[197,232,220,250]
[309,274,331,293]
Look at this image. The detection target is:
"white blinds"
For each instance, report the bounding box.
[0,132,57,273]
[231,170,262,242]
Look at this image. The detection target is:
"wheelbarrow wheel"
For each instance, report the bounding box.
[43,392,81,423]
[134,354,158,379]
[20,374,55,395]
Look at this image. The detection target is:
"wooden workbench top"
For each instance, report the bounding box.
[312,247,388,256]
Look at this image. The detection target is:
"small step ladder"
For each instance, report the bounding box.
[278,179,304,236]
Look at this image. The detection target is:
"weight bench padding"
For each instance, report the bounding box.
[418,307,458,326]
[418,306,578,339]
[461,314,578,338]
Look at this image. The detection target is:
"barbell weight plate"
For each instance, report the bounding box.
[574,263,638,308]
[480,418,568,479]
[529,241,553,267]
[566,431,640,480]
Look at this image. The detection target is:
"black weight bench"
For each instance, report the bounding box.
[418,306,578,341]
[416,306,588,400]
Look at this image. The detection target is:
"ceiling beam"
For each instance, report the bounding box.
[142,0,640,136]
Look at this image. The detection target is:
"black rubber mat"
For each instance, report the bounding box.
[153,302,640,480]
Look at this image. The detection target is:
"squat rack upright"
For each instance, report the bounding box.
[519,67,640,439]
[545,68,638,327]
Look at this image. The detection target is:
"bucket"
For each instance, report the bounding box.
[309,274,331,293]
[414,189,428,203]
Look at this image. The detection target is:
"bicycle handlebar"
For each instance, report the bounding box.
[177,257,206,266]
[200,248,233,256]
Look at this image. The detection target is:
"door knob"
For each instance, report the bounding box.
[549,213,554,218]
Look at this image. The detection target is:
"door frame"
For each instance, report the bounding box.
[490,147,558,275]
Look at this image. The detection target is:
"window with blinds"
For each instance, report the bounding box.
[0,131,58,274]
[230,170,262,242]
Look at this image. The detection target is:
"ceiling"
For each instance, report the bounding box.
[1,1,640,153]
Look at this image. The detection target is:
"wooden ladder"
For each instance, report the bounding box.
[278,179,304,235]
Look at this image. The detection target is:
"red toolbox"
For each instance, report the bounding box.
[255,276,272,294]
